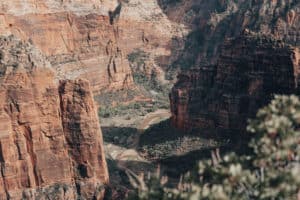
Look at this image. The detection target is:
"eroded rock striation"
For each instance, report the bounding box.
[0,35,108,199]
[0,0,183,94]
[170,31,300,133]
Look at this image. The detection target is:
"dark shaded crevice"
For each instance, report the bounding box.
[109,3,122,25]
[77,164,88,178]
[87,32,91,46]
[107,57,113,82]
[75,182,82,198]
[113,60,117,73]
[9,100,20,113]
[23,125,40,187]
[15,141,22,160]
[0,143,3,163]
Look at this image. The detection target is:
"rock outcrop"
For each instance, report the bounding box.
[170,31,300,133]
[0,35,108,199]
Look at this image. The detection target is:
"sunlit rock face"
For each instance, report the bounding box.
[0,35,108,200]
[170,31,300,133]
[0,0,184,94]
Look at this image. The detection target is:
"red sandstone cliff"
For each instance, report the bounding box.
[170,31,300,133]
[0,35,108,199]
[0,0,182,94]
[0,1,134,93]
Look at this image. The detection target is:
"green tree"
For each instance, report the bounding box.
[127,95,300,200]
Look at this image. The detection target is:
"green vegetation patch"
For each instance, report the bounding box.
[128,95,300,200]
[98,101,169,119]
[138,119,226,161]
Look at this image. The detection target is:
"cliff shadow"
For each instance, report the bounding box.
[159,148,211,179]
[101,126,139,149]
[104,158,158,200]
[138,119,234,163]
[139,119,186,147]
[139,119,232,147]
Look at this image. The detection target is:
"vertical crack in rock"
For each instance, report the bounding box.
[22,125,39,187]
[107,56,114,82]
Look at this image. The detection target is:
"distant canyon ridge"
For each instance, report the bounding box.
[169,0,300,135]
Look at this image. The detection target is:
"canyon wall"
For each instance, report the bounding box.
[159,0,300,71]
[1,0,299,91]
[0,35,108,199]
[170,31,300,133]
[0,0,183,94]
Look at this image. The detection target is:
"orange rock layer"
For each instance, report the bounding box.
[0,35,108,199]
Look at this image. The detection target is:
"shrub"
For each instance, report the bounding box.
[127,95,300,200]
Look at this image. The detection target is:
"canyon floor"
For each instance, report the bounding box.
[102,109,170,190]
[100,104,225,195]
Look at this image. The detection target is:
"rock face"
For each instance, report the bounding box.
[0,35,108,199]
[1,0,299,91]
[160,0,300,71]
[0,0,134,93]
[0,0,183,94]
[170,31,300,132]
